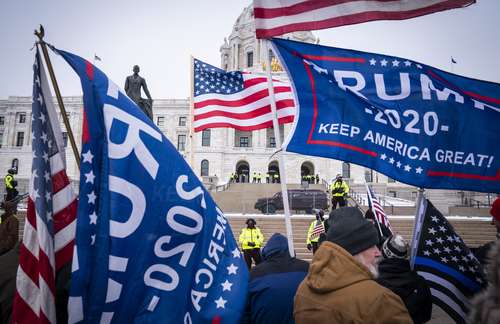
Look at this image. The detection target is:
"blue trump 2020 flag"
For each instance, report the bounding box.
[272,38,500,193]
[53,47,248,323]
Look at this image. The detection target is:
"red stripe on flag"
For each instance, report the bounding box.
[51,170,70,193]
[427,168,500,181]
[82,111,90,143]
[85,61,94,80]
[304,61,319,144]
[18,243,40,285]
[254,0,343,19]
[53,199,77,233]
[26,198,37,229]
[296,53,365,63]
[194,115,294,132]
[38,249,56,296]
[39,310,53,324]
[243,77,288,87]
[194,86,292,109]
[194,100,294,121]
[255,1,475,38]
[55,240,74,270]
[308,138,378,157]
[12,292,41,324]
[426,70,500,105]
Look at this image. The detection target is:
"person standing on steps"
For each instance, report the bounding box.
[329,174,349,210]
[306,210,325,254]
[4,169,18,202]
[239,218,265,270]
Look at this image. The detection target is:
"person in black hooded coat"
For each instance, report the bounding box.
[376,235,432,324]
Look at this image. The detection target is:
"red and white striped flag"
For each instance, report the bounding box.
[253,0,475,39]
[366,184,392,233]
[193,58,295,132]
[12,49,77,324]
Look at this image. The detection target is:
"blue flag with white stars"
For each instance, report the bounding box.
[272,38,500,193]
[52,47,248,324]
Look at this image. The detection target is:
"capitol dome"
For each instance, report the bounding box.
[220,4,318,73]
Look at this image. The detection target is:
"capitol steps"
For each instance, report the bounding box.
[226,215,497,262]
[12,212,496,263]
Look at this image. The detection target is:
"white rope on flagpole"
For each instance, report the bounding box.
[264,39,295,257]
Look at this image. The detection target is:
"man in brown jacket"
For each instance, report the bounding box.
[294,207,412,323]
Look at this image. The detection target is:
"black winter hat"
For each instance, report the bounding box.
[326,207,380,256]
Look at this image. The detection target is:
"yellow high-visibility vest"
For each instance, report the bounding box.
[5,174,14,189]
[239,227,264,250]
[330,180,349,197]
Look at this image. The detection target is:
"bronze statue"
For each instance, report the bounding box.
[125,65,153,119]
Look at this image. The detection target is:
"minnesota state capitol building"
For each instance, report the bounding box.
[0,6,490,213]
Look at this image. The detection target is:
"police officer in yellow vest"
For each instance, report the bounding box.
[330,174,349,210]
[306,210,325,254]
[273,173,279,183]
[4,169,18,202]
[239,218,264,270]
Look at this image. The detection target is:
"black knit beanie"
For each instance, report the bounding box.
[326,207,380,256]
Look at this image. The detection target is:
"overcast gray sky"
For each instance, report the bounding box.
[1,0,499,99]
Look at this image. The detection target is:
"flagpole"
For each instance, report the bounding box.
[365,183,383,238]
[264,39,295,257]
[34,26,80,170]
[189,55,195,170]
[409,187,426,269]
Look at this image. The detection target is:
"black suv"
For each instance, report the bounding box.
[254,189,328,214]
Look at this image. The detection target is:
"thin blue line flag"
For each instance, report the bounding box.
[272,38,500,193]
[52,47,248,324]
[412,199,486,323]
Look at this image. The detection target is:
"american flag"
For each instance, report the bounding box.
[366,184,392,232]
[193,59,295,132]
[412,199,486,324]
[309,220,325,240]
[12,49,77,324]
[253,0,475,39]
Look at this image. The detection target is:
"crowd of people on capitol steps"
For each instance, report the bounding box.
[1,165,499,323]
